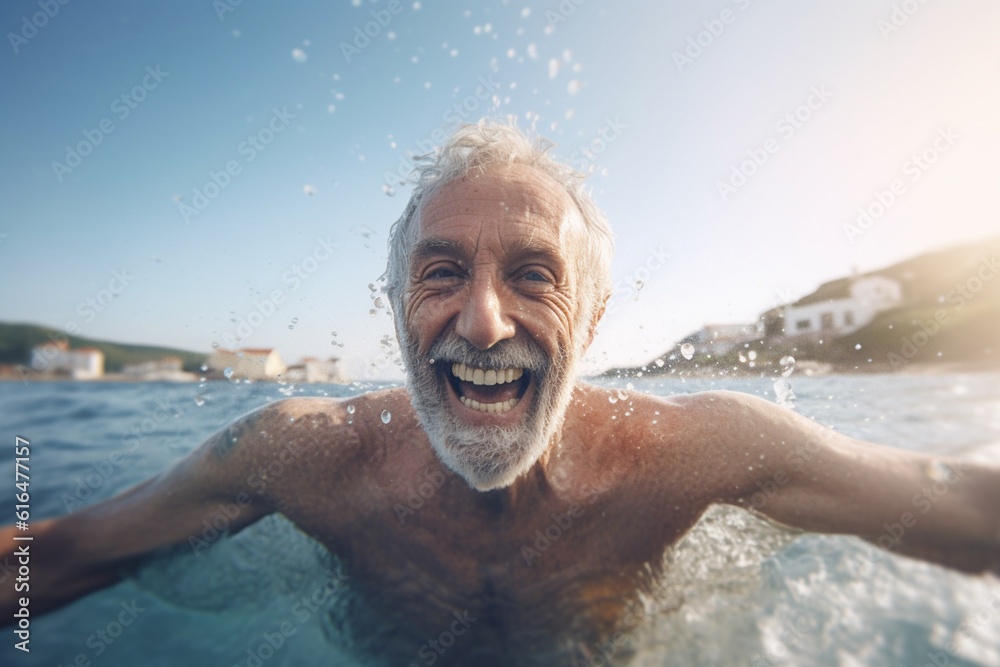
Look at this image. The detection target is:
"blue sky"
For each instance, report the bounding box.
[1,0,998,379]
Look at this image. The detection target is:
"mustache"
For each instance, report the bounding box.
[426,333,550,374]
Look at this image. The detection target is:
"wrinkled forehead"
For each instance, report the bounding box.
[415,164,584,250]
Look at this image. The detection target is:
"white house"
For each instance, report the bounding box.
[30,341,105,380]
[781,275,902,338]
[284,357,350,384]
[122,356,196,382]
[206,348,286,380]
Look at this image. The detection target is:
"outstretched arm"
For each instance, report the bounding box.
[700,391,1000,573]
[0,399,294,622]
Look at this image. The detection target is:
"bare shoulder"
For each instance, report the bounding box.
[206,389,415,492]
[566,385,812,500]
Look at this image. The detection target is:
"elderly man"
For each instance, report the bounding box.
[3,121,998,666]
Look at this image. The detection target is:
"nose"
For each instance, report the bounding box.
[454,274,516,350]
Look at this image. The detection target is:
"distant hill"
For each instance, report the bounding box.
[621,234,1000,376]
[0,322,207,373]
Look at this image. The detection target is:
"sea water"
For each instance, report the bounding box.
[1,373,998,666]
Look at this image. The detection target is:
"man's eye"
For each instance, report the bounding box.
[522,270,548,282]
[427,267,458,280]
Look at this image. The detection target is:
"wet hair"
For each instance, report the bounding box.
[383,119,615,342]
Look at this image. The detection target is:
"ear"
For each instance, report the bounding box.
[583,292,610,351]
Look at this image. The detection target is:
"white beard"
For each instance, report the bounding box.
[401,331,579,491]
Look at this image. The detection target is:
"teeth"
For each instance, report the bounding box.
[459,396,520,413]
[450,363,525,385]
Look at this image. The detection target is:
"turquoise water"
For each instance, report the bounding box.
[2,374,999,666]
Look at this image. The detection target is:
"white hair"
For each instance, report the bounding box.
[383,119,615,340]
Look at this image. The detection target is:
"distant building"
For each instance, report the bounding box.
[781,275,902,338]
[30,341,104,380]
[680,322,763,356]
[121,356,195,382]
[205,348,286,380]
[284,357,350,384]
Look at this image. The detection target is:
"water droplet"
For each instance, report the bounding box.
[635,280,644,291]
[773,379,797,409]
[855,343,862,350]
[381,410,391,424]
[926,460,956,482]
[608,395,618,404]
[617,388,629,401]
[748,350,757,361]
[382,184,395,197]
[374,296,385,309]
[223,367,234,379]
[739,352,747,363]
[654,358,665,368]
[428,358,435,365]
[212,342,220,349]
[292,318,298,323]
[199,363,208,372]
[681,343,695,360]
[303,184,316,196]
[194,395,206,407]
[369,309,377,317]
[779,356,796,377]
[347,404,355,414]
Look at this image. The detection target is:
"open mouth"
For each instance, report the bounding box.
[446,362,532,414]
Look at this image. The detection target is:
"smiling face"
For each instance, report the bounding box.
[399,163,593,490]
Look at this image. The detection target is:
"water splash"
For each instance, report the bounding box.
[773,379,796,408]
[779,356,796,378]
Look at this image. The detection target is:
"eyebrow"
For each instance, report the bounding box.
[409,234,565,266]
[410,237,467,266]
